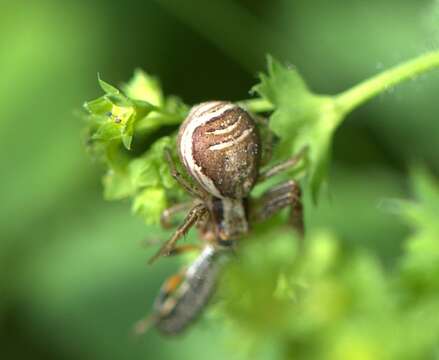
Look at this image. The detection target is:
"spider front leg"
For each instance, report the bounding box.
[164,148,204,198]
[160,201,194,229]
[251,180,304,237]
[142,238,201,255]
[167,244,201,256]
[140,201,195,248]
[258,146,308,182]
[148,203,208,264]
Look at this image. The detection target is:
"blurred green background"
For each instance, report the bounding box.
[1,0,438,359]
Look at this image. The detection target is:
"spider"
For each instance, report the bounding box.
[136,101,305,335]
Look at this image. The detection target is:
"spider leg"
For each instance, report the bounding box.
[141,239,201,255]
[140,202,195,249]
[251,180,304,237]
[148,203,207,264]
[164,148,205,198]
[258,146,308,182]
[160,201,194,229]
[167,244,201,256]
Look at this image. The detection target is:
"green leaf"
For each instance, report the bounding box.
[164,95,190,117]
[84,86,156,150]
[123,69,164,107]
[83,96,112,115]
[84,71,186,152]
[83,70,190,224]
[132,187,168,226]
[101,142,133,199]
[128,136,175,189]
[400,169,439,290]
[98,74,119,94]
[91,121,121,143]
[105,93,131,107]
[410,167,439,212]
[253,56,342,202]
[127,137,185,224]
[100,136,185,224]
[103,169,135,200]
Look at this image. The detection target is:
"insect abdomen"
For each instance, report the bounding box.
[154,245,228,335]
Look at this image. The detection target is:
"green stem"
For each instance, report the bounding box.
[135,113,183,132]
[241,51,439,118]
[239,98,274,113]
[335,51,439,116]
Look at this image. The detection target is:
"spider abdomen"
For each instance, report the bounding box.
[177,101,261,199]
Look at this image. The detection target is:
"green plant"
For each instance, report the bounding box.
[216,169,439,359]
[83,51,439,358]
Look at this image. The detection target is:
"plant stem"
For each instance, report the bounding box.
[239,98,274,113]
[335,51,439,116]
[243,51,439,121]
[135,113,183,132]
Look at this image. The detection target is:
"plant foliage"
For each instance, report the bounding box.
[218,170,439,360]
[83,71,188,224]
[252,56,339,201]
[82,52,439,358]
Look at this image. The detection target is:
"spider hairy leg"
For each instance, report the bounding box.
[164,148,204,198]
[148,203,207,264]
[258,146,308,182]
[160,201,194,229]
[251,180,304,237]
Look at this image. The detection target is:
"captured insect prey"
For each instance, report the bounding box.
[148,245,230,335]
[142,101,305,335]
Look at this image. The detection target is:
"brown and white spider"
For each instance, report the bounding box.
[136,101,305,335]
